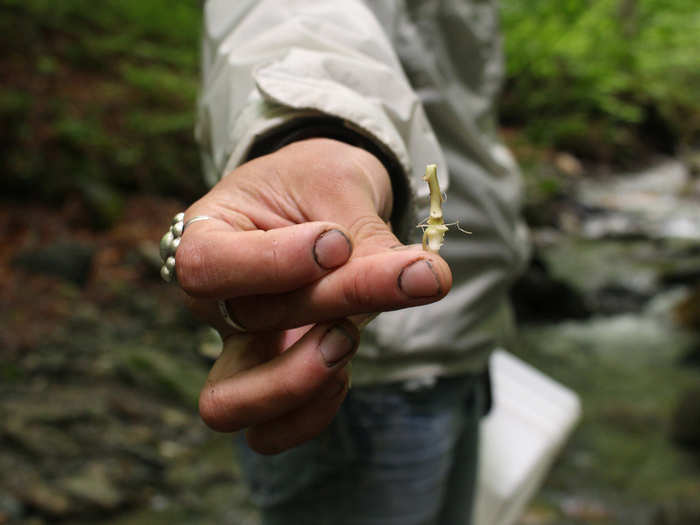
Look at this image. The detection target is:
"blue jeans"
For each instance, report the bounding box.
[234,373,485,525]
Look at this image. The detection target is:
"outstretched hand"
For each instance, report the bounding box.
[176,138,452,453]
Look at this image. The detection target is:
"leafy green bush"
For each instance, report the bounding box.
[500,0,700,161]
[0,0,206,218]
[3,0,698,213]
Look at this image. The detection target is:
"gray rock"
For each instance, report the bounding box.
[537,237,661,298]
[654,498,700,525]
[510,253,591,322]
[1,387,106,424]
[3,419,82,458]
[12,240,94,286]
[80,180,125,229]
[0,491,24,522]
[681,148,700,176]
[577,159,700,241]
[114,345,207,406]
[669,387,700,450]
[521,312,697,368]
[14,481,71,518]
[673,284,700,331]
[58,462,125,510]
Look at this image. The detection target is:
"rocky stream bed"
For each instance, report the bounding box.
[1,158,699,524]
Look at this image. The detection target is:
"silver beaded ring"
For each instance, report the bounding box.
[160,213,247,333]
[159,212,213,283]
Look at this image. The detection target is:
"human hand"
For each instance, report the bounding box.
[176,138,452,453]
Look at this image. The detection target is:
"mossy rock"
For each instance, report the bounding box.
[669,387,700,450]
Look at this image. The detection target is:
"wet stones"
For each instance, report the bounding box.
[670,387,700,450]
[12,240,95,286]
[510,252,590,323]
[653,497,700,525]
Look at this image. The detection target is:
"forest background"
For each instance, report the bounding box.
[1,1,699,524]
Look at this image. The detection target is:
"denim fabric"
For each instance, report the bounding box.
[234,373,484,525]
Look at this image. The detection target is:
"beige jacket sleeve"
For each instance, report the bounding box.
[196,0,446,235]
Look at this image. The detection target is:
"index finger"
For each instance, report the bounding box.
[176,220,353,298]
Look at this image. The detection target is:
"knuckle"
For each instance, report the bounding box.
[260,231,284,282]
[349,214,382,235]
[277,371,307,402]
[349,214,396,246]
[342,271,374,310]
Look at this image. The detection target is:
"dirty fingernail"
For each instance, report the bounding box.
[319,325,356,367]
[313,229,352,269]
[398,260,441,298]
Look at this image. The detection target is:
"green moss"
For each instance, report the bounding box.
[116,346,207,408]
[501,0,700,159]
[0,0,206,210]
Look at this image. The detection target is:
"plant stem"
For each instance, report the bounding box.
[422,164,449,253]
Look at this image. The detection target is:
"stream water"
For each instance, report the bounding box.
[511,158,700,525]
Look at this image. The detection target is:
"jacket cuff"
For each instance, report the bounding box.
[244,116,410,239]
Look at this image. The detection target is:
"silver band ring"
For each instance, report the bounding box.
[218,300,247,332]
[159,212,213,283]
[184,216,212,229]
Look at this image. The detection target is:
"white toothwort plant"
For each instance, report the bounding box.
[420,164,449,253]
[419,164,470,253]
[359,164,467,328]
[352,164,468,384]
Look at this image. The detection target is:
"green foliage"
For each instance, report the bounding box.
[0,0,206,221]
[3,0,698,210]
[501,0,700,160]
